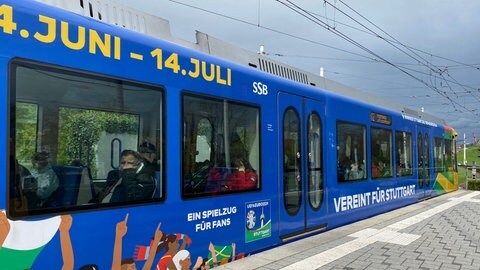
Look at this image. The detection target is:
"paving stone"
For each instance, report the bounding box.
[420,260,443,269]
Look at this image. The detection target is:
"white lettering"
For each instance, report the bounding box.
[334,192,371,213]
[333,185,416,213]
[252,81,269,96]
[189,206,238,232]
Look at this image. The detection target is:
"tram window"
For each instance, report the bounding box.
[182,94,260,198]
[445,139,454,171]
[336,122,366,182]
[434,138,445,172]
[395,131,413,177]
[371,127,393,179]
[424,134,430,181]
[9,62,164,218]
[307,112,323,210]
[417,133,424,189]
[283,108,301,215]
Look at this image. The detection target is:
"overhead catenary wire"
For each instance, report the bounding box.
[273,1,480,104]
[165,0,375,61]
[327,0,480,104]
[273,53,480,93]
[277,2,480,73]
[166,0,479,90]
[165,0,479,117]
[276,2,454,100]
[275,0,479,116]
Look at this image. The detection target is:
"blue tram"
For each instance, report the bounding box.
[0,0,457,269]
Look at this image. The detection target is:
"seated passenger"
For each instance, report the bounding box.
[138,140,160,175]
[90,170,118,203]
[379,160,391,177]
[27,151,59,207]
[337,155,351,181]
[372,159,389,178]
[205,166,228,194]
[225,160,257,191]
[347,162,364,180]
[372,160,381,178]
[100,150,155,203]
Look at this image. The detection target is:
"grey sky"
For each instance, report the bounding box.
[117,0,480,143]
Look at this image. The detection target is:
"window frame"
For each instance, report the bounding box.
[371,126,394,180]
[394,130,413,177]
[181,92,262,199]
[336,120,367,183]
[307,111,324,211]
[8,59,166,219]
[444,138,454,172]
[434,137,445,173]
[282,107,302,215]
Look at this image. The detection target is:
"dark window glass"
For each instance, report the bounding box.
[434,138,445,172]
[182,95,260,198]
[371,127,393,179]
[395,131,413,176]
[283,108,301,215]
[307,112,323,210]
[10,62,164,218]
[337,122,366,182]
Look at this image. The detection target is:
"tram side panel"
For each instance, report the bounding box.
[0,1,458,269]
[324,95,428,229]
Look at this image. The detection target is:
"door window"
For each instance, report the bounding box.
[395,131,413,176]
[417,133,424,188]
[283,108,301,215]
[307,112,323,210]
[424,134,430,185]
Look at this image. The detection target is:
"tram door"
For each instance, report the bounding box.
[278,92,327,239]
[417,127,432,199]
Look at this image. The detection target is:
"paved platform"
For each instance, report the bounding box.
[219,190,480,270]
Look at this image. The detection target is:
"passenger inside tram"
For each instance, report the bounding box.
[95,150,155,203]
[25,152,60,208]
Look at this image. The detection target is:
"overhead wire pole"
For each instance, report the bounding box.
[464,133,467,166]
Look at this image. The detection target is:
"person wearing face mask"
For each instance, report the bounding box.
[27,151,59,208]
[98,150,155,203]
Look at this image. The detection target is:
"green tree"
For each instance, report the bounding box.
[58,108,138,177]
[15,103,37,165]
[58,109,103,171]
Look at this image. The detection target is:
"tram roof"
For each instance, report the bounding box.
[36,0,446,126]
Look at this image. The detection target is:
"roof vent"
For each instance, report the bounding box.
[258,58,308,84]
